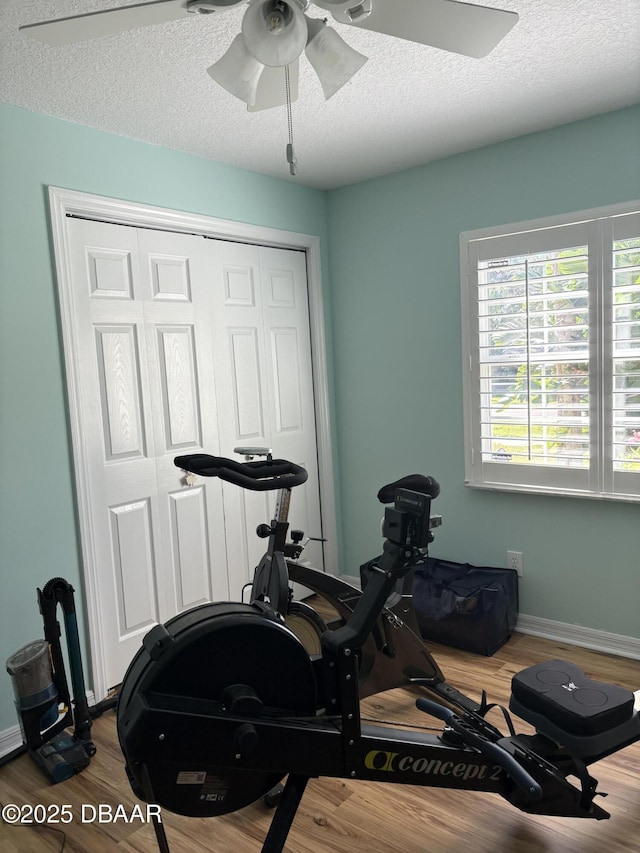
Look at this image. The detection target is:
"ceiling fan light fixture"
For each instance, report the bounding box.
[247,61,300,112]
[305,17,368,100]
[207,33,266,105]
[242,0,308,67]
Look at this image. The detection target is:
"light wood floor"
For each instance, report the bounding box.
[1,615,639,853]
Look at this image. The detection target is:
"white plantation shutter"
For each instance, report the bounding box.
[610,211,640,496]
[461,204,640,500]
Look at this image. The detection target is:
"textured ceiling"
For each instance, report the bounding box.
[1,0,639,190]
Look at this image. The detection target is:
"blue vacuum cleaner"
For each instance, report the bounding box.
[6,578,96,783]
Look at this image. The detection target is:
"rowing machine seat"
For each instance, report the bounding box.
[510,660,640,761]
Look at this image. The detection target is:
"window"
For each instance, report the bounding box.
[461,202,640,500]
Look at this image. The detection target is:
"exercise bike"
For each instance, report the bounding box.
[230,446,456,710]
[173,447,462,811]
[117,455,640,853]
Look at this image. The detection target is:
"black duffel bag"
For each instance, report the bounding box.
[412,558,518,656]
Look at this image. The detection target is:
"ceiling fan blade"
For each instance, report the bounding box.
[19,0,194,46]
[347,0,518,59]
[247,61,299,112]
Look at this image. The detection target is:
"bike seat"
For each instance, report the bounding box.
[377,475,440,503]
[510,659,640,760]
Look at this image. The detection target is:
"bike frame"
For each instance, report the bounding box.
[260,487,473,709]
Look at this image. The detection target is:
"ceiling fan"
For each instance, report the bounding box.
[19,0,519,113]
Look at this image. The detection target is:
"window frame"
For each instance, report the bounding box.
[460,201,640,502]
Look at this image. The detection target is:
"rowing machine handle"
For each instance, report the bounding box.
[416,697,543,802]
[174,453,308,491]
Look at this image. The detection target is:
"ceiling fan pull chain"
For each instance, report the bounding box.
[285,64,298,177]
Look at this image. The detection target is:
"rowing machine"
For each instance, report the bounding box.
[117,456,640,852]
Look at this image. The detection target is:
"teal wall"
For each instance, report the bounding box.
[1,101,639,738]
[0,103,330,734]
[327,105,640,639]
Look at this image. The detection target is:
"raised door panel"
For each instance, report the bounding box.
[228,327,266,442]
[223,263,256,307]
[108,498,159,633]
[168,486,212,610]
[94,324,147,461]
[148,253,192,302]
[86,247,134,299]
[156,325,202,452]
[270,326,304,435]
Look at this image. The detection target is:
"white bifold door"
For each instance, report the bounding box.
[65,217,324,690]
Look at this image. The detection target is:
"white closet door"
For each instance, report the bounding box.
[207,241,324,597]
[258,245,324,575]
[67,219,228,687]
[65,219,323,690]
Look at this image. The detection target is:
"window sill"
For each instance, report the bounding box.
[464,480,640,504]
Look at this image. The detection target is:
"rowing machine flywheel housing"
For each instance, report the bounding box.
[117,602,318,817]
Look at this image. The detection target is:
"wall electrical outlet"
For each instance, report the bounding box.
[507,550,523,577]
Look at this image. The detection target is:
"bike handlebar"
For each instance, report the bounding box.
[174,454,308,491]
[416,698,542,802]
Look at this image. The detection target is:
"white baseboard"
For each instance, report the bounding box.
[0,723,23,758]
[1,691,97,760]
[516,614,640,660]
